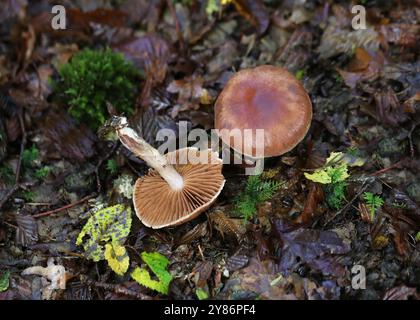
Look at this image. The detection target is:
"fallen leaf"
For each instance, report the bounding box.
[226,254,249,272]
[208,209,246,243]
[113,34,170,83]
[383,285,419,300]
[271,218,350,277]
[380,24,420,48]
[295,183,325,224]
[40,109,97,162]
[230,0,270,35]
[76,205,132,262]
[15,214,38,246]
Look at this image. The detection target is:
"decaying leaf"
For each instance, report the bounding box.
[104,242,130,276]
[318,25,379,59]
[208,209,246,243]
[229,0,270,35]
[167,75,212,118]
[226,254,249,272]
[113,34,170,83]
[383,285,419,300]
[15,214,38,246]
[131,252,173,295]
[40,109,97,162]
[76,204,132,261]
[220,257,299,300]
[295,183,325,224]
[271,218,350,277]
[176,222,208,246]
[191,260,213,288]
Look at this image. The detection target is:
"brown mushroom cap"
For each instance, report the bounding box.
[215,65,312,158]
[133,148,225,229]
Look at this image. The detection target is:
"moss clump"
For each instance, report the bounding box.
[53,48,138,130]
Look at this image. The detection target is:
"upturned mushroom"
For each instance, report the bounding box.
[215,65,312,159]
[112,116,225,229]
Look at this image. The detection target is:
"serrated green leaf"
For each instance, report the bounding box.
[76,205,132,262]
[0,270,10,292]
[131,252,173,295]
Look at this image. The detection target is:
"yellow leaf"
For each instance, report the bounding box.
[105,242,129,276]
[304,171,332,184]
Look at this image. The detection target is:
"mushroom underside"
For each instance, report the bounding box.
[133,148,225,228]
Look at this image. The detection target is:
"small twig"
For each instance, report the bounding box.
[15,108,26,184]
[197,244,205,262]
[33,194,96,219]
[80,275,152,300]
[166,0,185,53]
[0,108,27,212]
[369,159,405,177]
[94,142,119,193]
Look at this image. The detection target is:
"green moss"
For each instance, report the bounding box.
[34,166,51,180]
[0,165,14,185]
[106,159,118,175]
[22,145,39,168]
[53,48,138,130]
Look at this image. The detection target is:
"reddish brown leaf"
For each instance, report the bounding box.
[295,183,325,224]
[192,260,213,288]
[40,109,96,162]
[380,24,420,48]
[347,48,372,72]
[383,285,419,300]
[113,34,170,83]
[337,50,385,89]
[374,89,409,127]
[230,0,269,35]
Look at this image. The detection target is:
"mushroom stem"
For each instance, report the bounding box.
[114,117,184,191]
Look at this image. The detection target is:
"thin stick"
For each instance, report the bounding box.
[369,159,405,176]
[80,275,152,300]
[0,108,27,212]
[33,194,95,219]
[323,180,371,227]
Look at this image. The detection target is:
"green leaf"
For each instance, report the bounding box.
[196,288,209,300]
[304,170,332,184]
[206,0,221,16]
[105,242,129,276]
[304,151,349,184]
[0,270,10,292]
[363,192,384,221]
[76,204,132,262]
[416,232,420,242]
[131,252,173,295]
